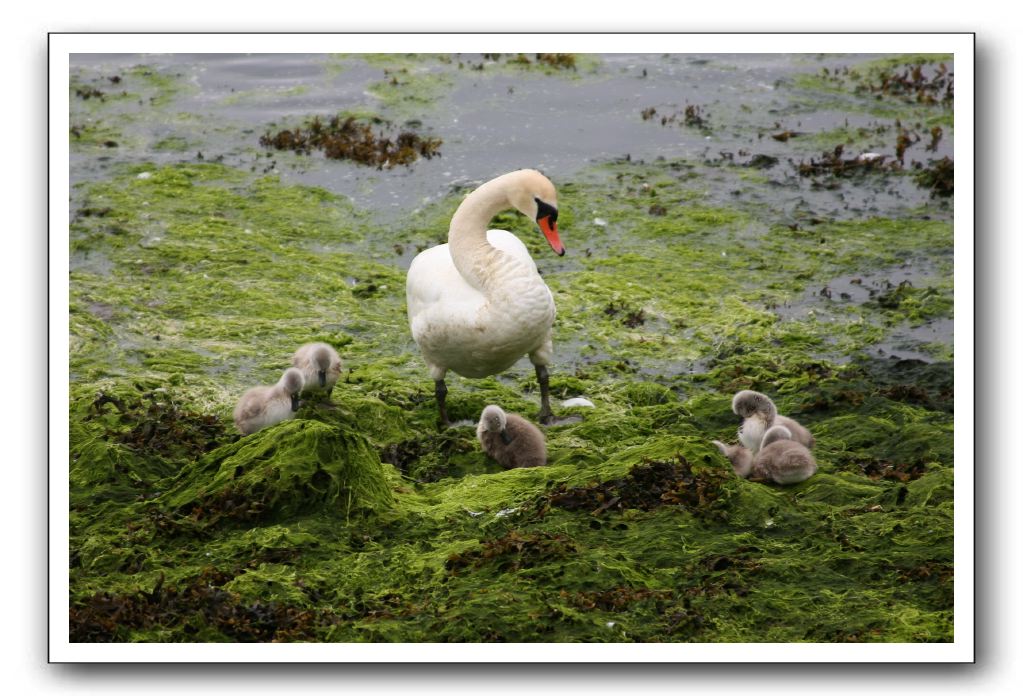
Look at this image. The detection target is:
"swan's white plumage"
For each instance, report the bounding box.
[406,172,559,384]
[408,229,553,379]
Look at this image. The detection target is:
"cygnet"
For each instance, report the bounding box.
[713,425,817,485]
[476,404,547,469]
[731,389,814,453]
[233,367,305,435]
[291,342,342,398]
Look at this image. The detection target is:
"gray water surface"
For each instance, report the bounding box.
[70,53,953,221]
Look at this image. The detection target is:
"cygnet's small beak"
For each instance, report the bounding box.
[318,369,327,388]
[500,429,513,445]
[291,394,301,412]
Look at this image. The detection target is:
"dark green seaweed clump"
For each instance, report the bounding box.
[795,144,897,178]
[446,531,578,574]
[75,86,106,101]
[70,569,341,642]
[603,300,646,328]
[86,389,229,462]
[641,104,710,131]
[490,53,577,70]
[542,455,729,518]
[811,61,953,108]
[914,156,954,198]
[795,143,953,200]
[259,114,442,168]
[856,63,954,107]
[535,53,577,70]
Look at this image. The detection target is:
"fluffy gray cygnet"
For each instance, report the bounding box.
[731,389,814,453]
[713,424,818,485]
[233,367,305,435]
[291,342,342,398]
[476,404,547,469]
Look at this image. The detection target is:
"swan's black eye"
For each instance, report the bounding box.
[534,196,558,223]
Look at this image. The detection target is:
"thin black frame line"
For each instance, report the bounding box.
[969,29,976,666]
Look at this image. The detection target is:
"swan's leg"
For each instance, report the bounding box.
[530,338,555,425]
[429,364,451,426]
[535,365,554,424]
[435,379,451,426]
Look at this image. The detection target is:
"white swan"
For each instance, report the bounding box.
[406,169,565,425]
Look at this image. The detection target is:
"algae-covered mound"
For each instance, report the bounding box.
[160,419,394,528]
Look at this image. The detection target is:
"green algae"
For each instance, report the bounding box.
[152,135,192,152]
[219,84,310,107]
[367,71,454,115]
[126,64,195,107]
[70,64,194,130]
[481,52,602,75]
[789,55,954,128]
[533,162,953,373]
[859,54,954,70]
[341,53,601,118]
[69,147,954,642]
[70,121,128,150]
[159,417,394,529]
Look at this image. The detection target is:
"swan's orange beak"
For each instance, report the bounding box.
[539,216,565,256]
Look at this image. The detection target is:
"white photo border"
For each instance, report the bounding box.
[50,32,974,663]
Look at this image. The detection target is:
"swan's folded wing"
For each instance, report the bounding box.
[487,229,538,272]
[407,244,486,324]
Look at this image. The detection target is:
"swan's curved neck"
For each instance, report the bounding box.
[448,176,519,292]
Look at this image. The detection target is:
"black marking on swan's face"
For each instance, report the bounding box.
[534,196,558,225]
[291,393,301,411]
[533,196,565,256]
[318,369,327,387]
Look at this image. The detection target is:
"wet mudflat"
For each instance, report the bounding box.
[69,53,953,642]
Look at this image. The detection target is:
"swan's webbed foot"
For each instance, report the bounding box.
[435,379,452,427]
[535,364,555,425]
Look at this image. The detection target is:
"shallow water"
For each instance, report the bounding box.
[70,53,952,219]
